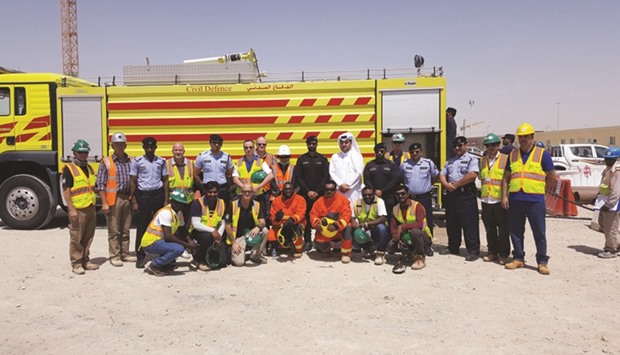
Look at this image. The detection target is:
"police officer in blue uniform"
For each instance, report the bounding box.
[194,134,234,203]
[438,136,480,261]
[400,143,439,256]
[130,137,169,268]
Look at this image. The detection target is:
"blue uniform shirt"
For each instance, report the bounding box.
[401,158,439,195]
[130,155,168,191]
[194,150,233,185]
[441,152,479,182]
[506,148,555,202]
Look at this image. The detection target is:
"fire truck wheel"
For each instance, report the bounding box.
[0,174,56,230]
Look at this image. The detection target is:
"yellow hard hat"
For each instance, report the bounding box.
[516,123,535,136]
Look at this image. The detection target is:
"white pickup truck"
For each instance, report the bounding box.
[548,144,608,203]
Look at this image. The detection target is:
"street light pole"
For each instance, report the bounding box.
[556,102,560,131]
[468,100,475,137]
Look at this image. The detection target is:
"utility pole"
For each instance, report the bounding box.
[556,102,560,131]
[468,100,475,136]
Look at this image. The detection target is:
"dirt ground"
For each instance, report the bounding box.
[1,208,619,354]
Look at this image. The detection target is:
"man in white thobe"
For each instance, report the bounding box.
[329,132,364,205]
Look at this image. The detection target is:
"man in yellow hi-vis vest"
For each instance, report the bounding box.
[140,189,197,277]
[166,142,194,225]
[501,123,558,275]
[479,133,511,265]
[189,181,227,271]
[62,139,98,275]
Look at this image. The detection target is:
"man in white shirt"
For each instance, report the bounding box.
[329,132,364,205]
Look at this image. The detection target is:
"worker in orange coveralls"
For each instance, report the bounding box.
[310,180,353,263]
[268,182,307,258]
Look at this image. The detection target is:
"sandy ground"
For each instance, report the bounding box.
[1,208,619,355]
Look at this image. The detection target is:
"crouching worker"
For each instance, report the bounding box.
[189,181,227,271]
[268,182,306,258]
[390,184,432,271]
[310,180,353,263]
[352,186,390,265]
[225,183,268,266]
[140,189,197,276]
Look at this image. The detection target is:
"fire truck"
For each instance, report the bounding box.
[0,50,447,229]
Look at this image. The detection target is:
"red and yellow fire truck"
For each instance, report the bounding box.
[0,51,447,229]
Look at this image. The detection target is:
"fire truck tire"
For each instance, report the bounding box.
[0,174,56,230]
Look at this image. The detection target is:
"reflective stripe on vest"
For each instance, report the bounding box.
[141,205,180,248]
[354,199,379,224]
[509,146,546,194]
[275,164,294,191]
[228,200,260,245]
[392,200,432,239]
[166,158,194,191]
[66,163,96,209]
[385,151,410,165]
[480,153,508,199]
[197,197,225,228]
[236,158,264,194]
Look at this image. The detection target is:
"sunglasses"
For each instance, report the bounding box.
[395,191,408,196]
[324,188,336,192]
[257,143,267,147]
[241,190,253,194]
[243,146,254,150]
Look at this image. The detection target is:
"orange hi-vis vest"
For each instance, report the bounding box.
[480,153,508,199]
[227,199,260,245]
[392,200,432,240]
[102,155,131,206]
[65,162,96,209]
[275,163,294,191]
[509,146,546,195]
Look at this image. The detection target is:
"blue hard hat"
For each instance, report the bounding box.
[602,146,620,159]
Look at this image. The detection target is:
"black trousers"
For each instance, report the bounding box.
[302,194,317,242]
[444,192,480,255]
[135,189,165,258]
[481,202,510,257]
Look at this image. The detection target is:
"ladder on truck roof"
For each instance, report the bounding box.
[123,49,261,86]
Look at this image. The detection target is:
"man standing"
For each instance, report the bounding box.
[500,134,516,155]
[166,142,194,223]
[294,136,330,251]
[256,136,277,200]
[363,142,399,221]
[479,133,511,264]
[446,107,458,159]
[225,183,269,267]
[140,189,197,277]
[268,182,307,258]
[502,123,558,275]
[232,139,274,218]
[194,134,233,203]
[130,137,169,268]
[390,184,433,271]
[272,144,295,195]
[63,139,98,275]
[400,143,439,256]
[189,181,227,271]
[596,147,620,259]
[330,132,364,204]
[352,186,389,265]
[310,180,353,263]
[385,133,409,168]
[98,132,136,267]
[439,136,480,261]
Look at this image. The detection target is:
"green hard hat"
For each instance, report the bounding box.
[483,133,501,145]
[353,227,371,244]
[251,170,267,184]
[400,232,413,245]
[244,229,263,247]
[170,189,190,204]
[72,139,91,152]
[205,245,223,270]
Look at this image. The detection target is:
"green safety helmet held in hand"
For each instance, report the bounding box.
[170,189,190,204]
[72,139,91,152]
[250,170,267,184]
[400,232,413,245]
[353,227,371,244]
[483,133,501,145]
[205,245,223,270]
[244,229,263,247]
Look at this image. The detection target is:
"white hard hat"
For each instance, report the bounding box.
[277,145,291,156]
[111,132,127,143]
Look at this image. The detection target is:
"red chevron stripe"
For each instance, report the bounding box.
[288,116,304,124]
[327,98,344,106]
[123,133,267,143]
[108,99,290,111]
[342,114,359,122]
[109,116,278,127]
[300,99,316,107]
[24,116,50,130]
[277,132,293,140]
[354,97,372,105]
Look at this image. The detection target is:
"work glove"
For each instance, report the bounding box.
[283,217,294,228]
[275,210,285,222]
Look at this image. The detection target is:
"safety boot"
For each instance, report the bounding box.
[109,258,123,267]
[504,260,525,270]
[411,255,426,270]
[537,264,550,275]
[374,251,385,265]
[341,254,351,263]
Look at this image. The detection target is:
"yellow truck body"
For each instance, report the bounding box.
[0,70,446,229]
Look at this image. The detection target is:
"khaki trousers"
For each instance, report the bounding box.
[231,227,268,266]
[69,205,97,267]
[600,210,620,251]
[106,195,132,259]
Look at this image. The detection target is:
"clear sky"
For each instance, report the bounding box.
[3,0,619,137]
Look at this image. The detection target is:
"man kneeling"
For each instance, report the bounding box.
[390,184,432,271]
[190,181,227,271]
[268,182,306,258]
[140,189,197,276]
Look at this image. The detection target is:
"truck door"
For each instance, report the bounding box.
[0,86,17,152]
[57,90,105,163]
[381,88,442,165]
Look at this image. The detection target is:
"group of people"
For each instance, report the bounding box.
[63,114,619,277]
